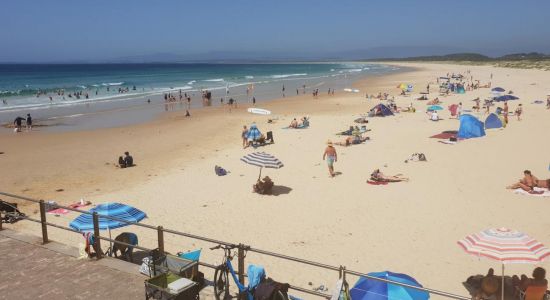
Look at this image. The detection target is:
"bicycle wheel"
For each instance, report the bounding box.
[213,266,229,300]
[273,290,288,300]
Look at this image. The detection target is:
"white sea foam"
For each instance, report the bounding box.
[270,73,307,79]
[187,80,196,85]
[245,76,254,79]
[78,85,87,89]
[204,78,224,82]
[102,82,124,86]
[347,69,363,72]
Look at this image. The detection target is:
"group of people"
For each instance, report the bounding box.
[288,116,309,128]
[13,114,32,132]
[472,267,547,300]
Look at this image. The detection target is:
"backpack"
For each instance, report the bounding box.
[253,278,289,300]
[215,165,227,176]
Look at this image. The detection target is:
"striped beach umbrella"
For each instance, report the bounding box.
[457,228,550,297]
[70,202,147,250]
[241,152,283,179]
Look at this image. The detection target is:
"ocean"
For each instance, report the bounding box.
[0,63,399,130]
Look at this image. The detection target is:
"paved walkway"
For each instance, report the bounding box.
[0,229,145,299]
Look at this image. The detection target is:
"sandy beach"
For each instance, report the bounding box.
[2,62,550,297]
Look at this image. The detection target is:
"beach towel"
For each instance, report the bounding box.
[367,180,388,185]
[430,132,456,139]
[513,187,550,197]
[47,201,91,215]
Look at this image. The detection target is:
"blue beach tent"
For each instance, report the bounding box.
[494,95,519,102]
[457,114,485,139]
[350,271,430,300]
[485,113,503,129]
[369,104,394,117]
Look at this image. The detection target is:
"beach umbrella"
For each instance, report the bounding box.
[494,95,519,102]
[70,202,147,249]
[427,105,443,111]
[241,152,283,179]
[350,271,430,300]
[457,227,550,298]
[491,87,505,92]
[246,123,262,140]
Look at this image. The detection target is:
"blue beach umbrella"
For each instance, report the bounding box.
[70,202,147,249]
[350,271,430,300]
[427,105,443,111]
[246,123,262,140]
[491,87,505,92]
[494,95,519,102]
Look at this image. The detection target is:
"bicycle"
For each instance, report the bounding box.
[210,244,287,300]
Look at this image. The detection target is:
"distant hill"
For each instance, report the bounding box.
[368,52,550,62]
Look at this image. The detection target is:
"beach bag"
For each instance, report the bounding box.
[215,165,227,176]
[254,278,289,300]
[418,153,427,161]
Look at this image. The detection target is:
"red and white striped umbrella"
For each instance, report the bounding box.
[458,228,550,298]
[457,227,550,264]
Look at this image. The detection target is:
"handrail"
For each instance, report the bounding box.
[0,191,472,300]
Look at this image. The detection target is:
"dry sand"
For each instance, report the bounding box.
[2,62,550,298]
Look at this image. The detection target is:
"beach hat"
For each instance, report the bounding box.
[327,139,333,145]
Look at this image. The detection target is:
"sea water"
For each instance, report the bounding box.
[0,63,399,130]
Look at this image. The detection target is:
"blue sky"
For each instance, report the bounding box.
[1,0,549,62]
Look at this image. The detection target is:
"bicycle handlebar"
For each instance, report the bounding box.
[210,244,237,251]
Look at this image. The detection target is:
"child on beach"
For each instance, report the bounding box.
[323,140,337,177]
[242,125,248,148]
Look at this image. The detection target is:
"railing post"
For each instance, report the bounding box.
[238,244,245,292]
[93,212,102,259]
[157,226,164,254]
[39,200,48,244]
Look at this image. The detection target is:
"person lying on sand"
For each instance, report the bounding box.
[334,134,369,146]
[370,169,409,182]
[507,170,539,192]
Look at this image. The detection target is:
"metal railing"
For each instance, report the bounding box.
[0,191,471,300]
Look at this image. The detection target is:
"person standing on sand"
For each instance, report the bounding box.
[515,104,523,121]
[503,101,509,124]
[323,140,337,177]
[242,125,248,148]
[26,114,32,131]
[252,97,256,106]
[546,95,550,109]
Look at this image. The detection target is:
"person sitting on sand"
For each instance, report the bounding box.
[118,156,126,168]
[507,170,538,192]
[289,118,298,128]
[370,169,409,182]
[124,151,134,167]
[430,110,440,121]
[300,116,310,127]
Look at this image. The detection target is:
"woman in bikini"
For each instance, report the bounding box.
[507,170,538,191]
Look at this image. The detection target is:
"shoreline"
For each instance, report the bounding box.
[3,62,550,296]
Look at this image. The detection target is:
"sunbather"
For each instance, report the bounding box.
[334,134,369,146]
[507,170,539,192]
[370,169,409,182]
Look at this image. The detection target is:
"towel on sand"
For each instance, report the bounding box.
[514,187,550,197]
[47,201,91,215]
[367,180,388,185]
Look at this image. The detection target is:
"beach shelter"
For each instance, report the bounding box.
[241,152,283,179]
[491,87,505,92]
[458,228,550,299]
[369,104,394,117]
[70,202,147,249]
[485,113,503,129]
[494,95,519,102]
[350,271,430,300]
[457,114,485,139]
[246,123,262,140]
